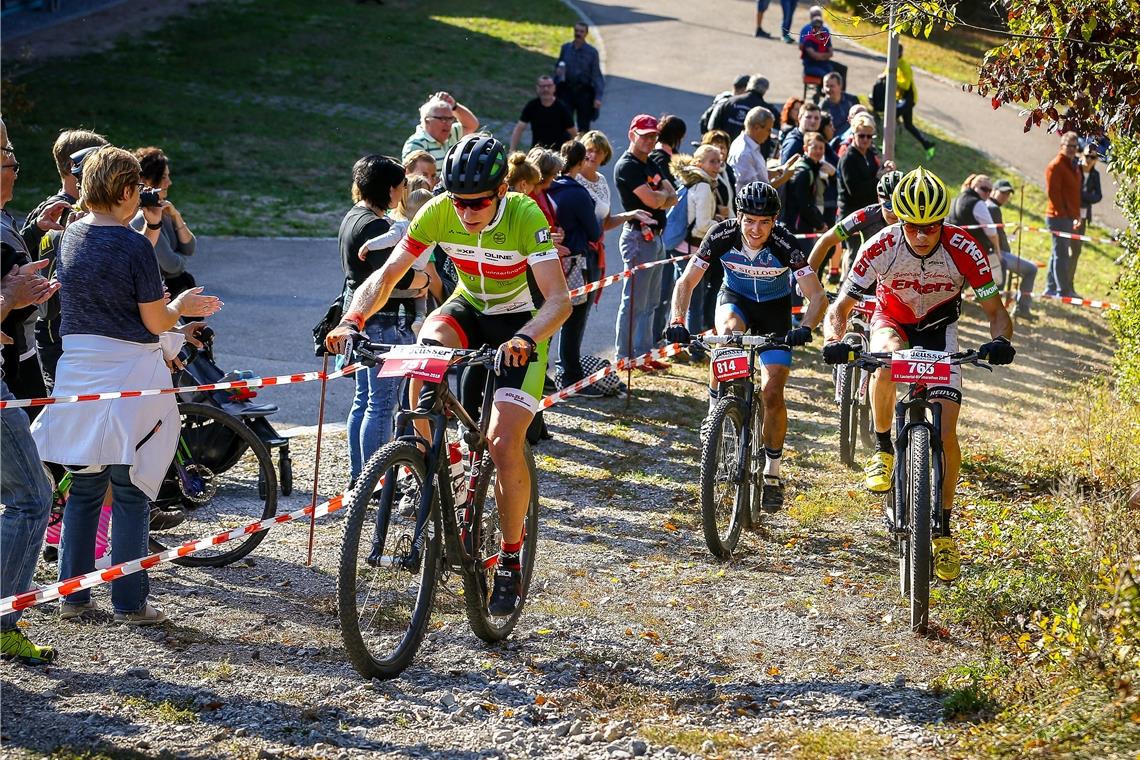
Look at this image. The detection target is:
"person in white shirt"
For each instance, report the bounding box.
[728,107,795,189]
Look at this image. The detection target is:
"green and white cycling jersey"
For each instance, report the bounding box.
[401,192,559,315]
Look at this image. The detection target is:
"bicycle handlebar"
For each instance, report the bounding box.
[694,332,789,349]
[852,348,992,372]
[348,338,499,370]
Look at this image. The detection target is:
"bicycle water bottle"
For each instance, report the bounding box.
[447,440,466,505]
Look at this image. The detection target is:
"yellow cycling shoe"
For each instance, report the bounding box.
[863,451,894,493]
[933,536,961,582]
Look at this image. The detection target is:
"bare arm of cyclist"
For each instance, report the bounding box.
[807,226,842,271]
[977,292,1013,341]
[669,257,706,325]
[325,242,428,354]
[509,256,572,350]
[795,267,828,330]
[823,289,859,343]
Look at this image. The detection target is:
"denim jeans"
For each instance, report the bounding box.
[1044,216,1073,296]
[651,253,681,345]
[614,225,665,361]
[1000,250,1038,295]
[0,381,53,630]
[780,0,798,34]
[347,315,413,481]
[59,464,151,614]
[558,300,592,384]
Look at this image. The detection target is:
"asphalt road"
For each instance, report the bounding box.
[202,0,1124,427]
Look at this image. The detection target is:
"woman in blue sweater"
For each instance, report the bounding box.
[547,141,603,394]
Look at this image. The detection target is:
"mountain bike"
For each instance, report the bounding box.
[337,341,539,679]
[842,347,991,634]
[694,332,788,560]
[833,295,876,467]
[43,401,278,568]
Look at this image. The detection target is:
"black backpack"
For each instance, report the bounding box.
[871,75,887,113]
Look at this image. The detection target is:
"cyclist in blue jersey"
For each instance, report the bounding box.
[665,182,827,510]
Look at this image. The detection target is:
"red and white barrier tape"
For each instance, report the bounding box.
[567,254,691,299]
[540,341,691,408]
[0,494,349,615]
[1039,293,1121,310]
[0,364,362,410]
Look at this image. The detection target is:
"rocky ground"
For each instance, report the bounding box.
[0,300,1115,760]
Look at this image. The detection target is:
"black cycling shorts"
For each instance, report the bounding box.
[425,296,549,413]
[714,289,793,367]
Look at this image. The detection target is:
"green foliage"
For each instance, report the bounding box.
[1107,138,1140,400]
[4,0,575,236]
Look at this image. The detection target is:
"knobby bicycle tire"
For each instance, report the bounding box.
[338,441,440,679]
[857,368,874,451]
[699,396,747,560]
[152,402,277,567]
[837,364,857,467]
[907,426,932,634]
[748,395,765,529]
[463,443,540,643]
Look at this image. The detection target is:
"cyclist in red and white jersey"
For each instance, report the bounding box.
[822,167,1014,582]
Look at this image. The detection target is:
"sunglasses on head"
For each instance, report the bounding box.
[977,185,993,192]
[449,193,497,211]
[904,221,942,235]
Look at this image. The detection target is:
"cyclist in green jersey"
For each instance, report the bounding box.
[327,136,571,616]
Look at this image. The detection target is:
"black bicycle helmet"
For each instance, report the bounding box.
[735,181,781,217]
[442,135,508,195]
[876,170,903,202]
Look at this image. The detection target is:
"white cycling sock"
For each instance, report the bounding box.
[764,447,782,477]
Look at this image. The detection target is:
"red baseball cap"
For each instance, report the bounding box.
[629,114,659,136]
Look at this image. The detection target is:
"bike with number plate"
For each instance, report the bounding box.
[839,346,992,634]
[693,332,789,560]
[336,341,539,679]
[833,294,876,467]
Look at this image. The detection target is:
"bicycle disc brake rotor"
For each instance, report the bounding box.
[180,463,218,503]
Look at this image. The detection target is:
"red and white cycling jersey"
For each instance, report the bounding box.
[847,223,998,329]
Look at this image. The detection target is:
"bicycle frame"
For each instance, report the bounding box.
[369,351,497,577]
[704,333,786,488]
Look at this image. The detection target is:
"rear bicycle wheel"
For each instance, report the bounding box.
[907,427,933,634]
[151,402,277,567]
[337,441,439,679]
[699,397,747,560]
[463,444,540,642]
[837,364,857,467]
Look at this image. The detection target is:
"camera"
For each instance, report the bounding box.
[139,186,163,208]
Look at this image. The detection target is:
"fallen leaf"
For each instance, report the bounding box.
[535,694,548,705]
[535,628,554,635]
[767,666,781,676]
[653,652,667,662]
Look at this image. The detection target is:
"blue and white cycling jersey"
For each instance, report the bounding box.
[694,218,813,302]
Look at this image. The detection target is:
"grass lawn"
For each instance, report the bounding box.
[895,118,1121,301]
[4,0,576,236]
[822,4,1005,88]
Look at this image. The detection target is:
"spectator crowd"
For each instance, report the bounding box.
[0,12,1109,665]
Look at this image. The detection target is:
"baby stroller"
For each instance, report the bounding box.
[172,328,294,497]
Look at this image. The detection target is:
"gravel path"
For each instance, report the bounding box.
[10,297,1114,759]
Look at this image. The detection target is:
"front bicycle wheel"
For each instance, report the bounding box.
[151,402,277,567]
[836,364,858,467]
[857,367,875,451]
[747,396,765,529]
[463,444,540,642]
[907,426,933,634]
[699,396,747,560]
[337,441,440,679]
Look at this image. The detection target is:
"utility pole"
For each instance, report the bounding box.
[883,6,899,163]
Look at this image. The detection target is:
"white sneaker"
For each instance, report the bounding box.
[60,600,98,620]
[114,603,168,626]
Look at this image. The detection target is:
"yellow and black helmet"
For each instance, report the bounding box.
[891,167,950,224]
